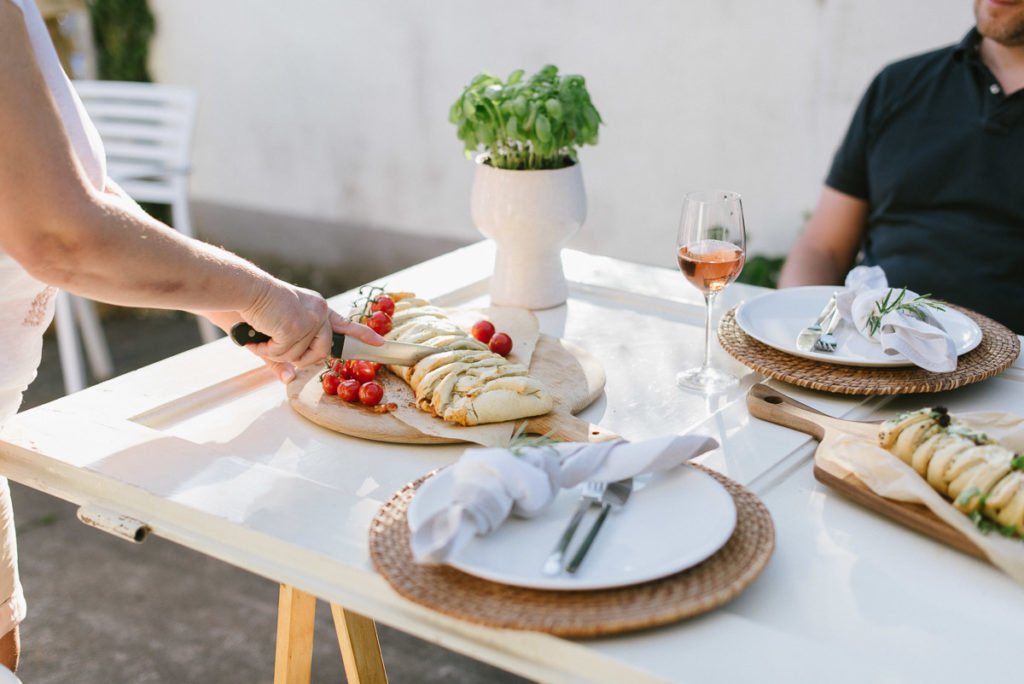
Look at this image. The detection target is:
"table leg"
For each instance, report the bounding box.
[274,584,316,684]
[331,603,388,684]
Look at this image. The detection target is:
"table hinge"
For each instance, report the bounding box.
[76,505,150,543]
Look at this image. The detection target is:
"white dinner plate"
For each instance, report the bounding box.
[408,464,737,591]
[734,286,983,368]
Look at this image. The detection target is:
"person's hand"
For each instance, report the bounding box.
[239,280,335,368]
[255,313,382,384]
[237,279,386,374]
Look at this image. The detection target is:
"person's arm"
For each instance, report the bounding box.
[777,186,869,288]
[0,5,379,371]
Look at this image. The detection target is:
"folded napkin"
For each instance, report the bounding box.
[407,434,719,564]
[834,266,956,373]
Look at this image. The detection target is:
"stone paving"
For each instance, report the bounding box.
[12,312,530,684]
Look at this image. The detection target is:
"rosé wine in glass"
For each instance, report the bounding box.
[675,191,746,393]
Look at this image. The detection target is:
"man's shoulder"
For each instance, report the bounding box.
[875,41,960,89]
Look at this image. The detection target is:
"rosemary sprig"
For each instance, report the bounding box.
[508,422,562,455]
[1012,454,1024,471]
[865,288,945,336]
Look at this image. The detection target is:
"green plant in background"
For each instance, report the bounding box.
[88,0,154,82]
[450,64,602,170]
[736,254,785,289]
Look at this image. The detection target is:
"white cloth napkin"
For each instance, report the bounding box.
[834,266,956,373]
[407,435,719,564]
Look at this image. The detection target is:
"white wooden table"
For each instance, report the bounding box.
[1,243,1022,683]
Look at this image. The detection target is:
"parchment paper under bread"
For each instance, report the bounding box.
[381,306,541,447]
[817,412,1024,585]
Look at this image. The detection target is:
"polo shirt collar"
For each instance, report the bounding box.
[953,28,983,63]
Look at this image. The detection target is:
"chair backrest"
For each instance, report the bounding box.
[73,80,197,204]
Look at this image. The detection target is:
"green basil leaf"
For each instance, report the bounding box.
[535,114,552,142]
[513,95,528,119]
[545,98,563,121]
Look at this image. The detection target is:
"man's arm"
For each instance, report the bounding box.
[777,186,869,287]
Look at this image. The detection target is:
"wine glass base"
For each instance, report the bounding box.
[676,366,739,394]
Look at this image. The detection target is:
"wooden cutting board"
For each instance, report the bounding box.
[286,335,613,445]
[746,383,986,560]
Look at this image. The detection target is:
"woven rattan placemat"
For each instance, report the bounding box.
[719,304,1019,396]
[369,464,775,637]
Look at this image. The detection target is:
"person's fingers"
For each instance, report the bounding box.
[291,317,334,368]
[239,342,297,382]
[331,310,385,345]
[265,359,296,383]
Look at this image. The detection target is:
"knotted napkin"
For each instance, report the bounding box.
[407,434,719,564]
[835,266,956,372]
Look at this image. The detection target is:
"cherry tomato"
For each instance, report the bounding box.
[371,295,396,317]
[365,361,382,375]
[367,310,392,336]
[470,320,496,344]
[338,362,354,379]
[337,379,361,402]
[489,332,513,357]
[321,372,341,395]
[358,381,384,406]
[351,360,377,383]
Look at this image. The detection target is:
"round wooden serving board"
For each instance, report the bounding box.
[286,335,608,445]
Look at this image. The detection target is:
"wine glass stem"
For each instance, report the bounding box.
[702,292,716,371]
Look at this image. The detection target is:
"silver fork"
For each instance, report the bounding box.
[542,481,606,575]
[566,478,634,574]
[796,294,838,351]
[813,305,842,352]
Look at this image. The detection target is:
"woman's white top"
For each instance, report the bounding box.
[0,0,106,417]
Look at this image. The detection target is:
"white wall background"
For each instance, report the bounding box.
[149,0,972,270]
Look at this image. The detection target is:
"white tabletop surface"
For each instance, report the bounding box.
[1,242,1021,683]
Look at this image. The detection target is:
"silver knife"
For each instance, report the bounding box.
[229,322,439,366]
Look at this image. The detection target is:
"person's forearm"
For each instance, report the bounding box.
[19,188,271,315]
[777,241,847,288]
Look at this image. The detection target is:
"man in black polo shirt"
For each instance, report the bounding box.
[779,0,1024,332]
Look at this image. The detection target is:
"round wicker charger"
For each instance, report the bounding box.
[369,465,775,638]
[719,304,1019,396]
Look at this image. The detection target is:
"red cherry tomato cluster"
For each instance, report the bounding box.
[470,320,513,357]
[361,294,395,336]
[321,357,385,406]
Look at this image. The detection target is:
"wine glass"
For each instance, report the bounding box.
[675,190,746,393]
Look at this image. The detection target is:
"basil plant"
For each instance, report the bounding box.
[449,64,602,171]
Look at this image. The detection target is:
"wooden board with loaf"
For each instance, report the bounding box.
[286,293,610,446]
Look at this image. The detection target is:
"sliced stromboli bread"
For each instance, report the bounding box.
[383,293,552,426]
[878,407,1024,535]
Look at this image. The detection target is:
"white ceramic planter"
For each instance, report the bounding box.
[470,159,586,309]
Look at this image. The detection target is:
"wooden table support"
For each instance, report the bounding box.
[274,584,388,684]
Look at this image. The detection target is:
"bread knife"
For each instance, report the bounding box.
[229,322,438,366]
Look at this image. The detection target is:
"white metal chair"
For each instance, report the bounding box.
[56,80,220,394]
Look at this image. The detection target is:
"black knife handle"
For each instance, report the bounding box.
[230,322,269,346]
[229,322,348,359]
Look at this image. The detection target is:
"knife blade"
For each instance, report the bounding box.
[229,322,439,366]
